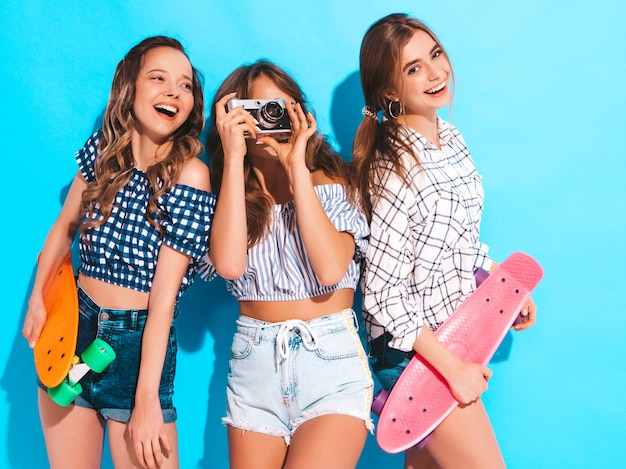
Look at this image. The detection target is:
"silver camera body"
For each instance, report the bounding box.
[227,98,292,142]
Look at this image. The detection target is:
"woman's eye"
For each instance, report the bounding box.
[408,66,419,75]
[182,83,193,90]
[433,49,443,59]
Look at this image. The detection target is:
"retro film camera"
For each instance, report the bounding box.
[227,98,292,142]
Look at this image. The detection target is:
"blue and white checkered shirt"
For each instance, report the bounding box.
[198,184,369,301]
[76,132,216,300]
[362,119,491,352]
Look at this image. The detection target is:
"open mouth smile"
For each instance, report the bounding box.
[154,104,178,118]
[425,82,446,94]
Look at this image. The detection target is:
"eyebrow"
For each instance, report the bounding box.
[402,43,441,73]
[146,68,193,82]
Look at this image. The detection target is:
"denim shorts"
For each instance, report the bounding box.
[224,309,374,443]
[368,331,415,391]
[40,286,178,423]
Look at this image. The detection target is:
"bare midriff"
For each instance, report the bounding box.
[238,288,355,323]
[78,274,150,310]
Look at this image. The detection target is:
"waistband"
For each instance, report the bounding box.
[236,309,358,366]
[78,284,152,331]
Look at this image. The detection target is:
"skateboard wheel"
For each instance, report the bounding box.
[474,267,489,287]
[513,313,524,326]
[81,338,116,373]
[371,389,389,416]
[414,431,433,450]
[49,380,83,407]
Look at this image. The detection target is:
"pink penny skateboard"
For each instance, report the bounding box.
[372,251,543,453]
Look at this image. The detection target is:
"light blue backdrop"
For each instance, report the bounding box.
[2,1,624,468]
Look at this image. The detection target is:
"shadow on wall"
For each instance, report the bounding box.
[1,179,80,468]
[330,70,365,162]
[177,277,238,469]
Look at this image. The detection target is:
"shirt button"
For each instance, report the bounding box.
[101,312,110,321]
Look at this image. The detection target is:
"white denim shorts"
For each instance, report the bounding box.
[223,309,374,443]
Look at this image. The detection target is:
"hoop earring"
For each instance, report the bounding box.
[388,100,402,119]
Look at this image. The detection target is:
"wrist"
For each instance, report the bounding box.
[134,387,160,403]
[287,163,311,184]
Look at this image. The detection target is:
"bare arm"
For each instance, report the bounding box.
[129,158,210,468]
[208,93,257,279]
[413,327,492,405]
[129,244,189,468]
[22,171,86,347]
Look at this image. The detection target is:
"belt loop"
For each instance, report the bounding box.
[130,310,138,332]
[253,323,262,344]
[350,309,359,332]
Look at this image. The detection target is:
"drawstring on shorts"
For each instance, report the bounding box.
[275,320,319,367]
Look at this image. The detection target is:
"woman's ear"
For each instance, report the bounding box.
[383,90,397,101]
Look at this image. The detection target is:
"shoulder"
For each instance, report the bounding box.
[177,157,211,192]
[311,169,342,186]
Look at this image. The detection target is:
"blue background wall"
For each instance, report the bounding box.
[2,1,625,467]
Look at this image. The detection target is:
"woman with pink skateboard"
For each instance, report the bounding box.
[352,13,536,469]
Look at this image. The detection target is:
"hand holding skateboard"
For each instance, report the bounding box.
[33,252,116,406]
[372,252,544,453]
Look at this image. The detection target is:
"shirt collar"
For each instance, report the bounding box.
[400,116,451,150]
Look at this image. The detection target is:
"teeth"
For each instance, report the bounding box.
[426,82,446,94]
[155,104,177,117]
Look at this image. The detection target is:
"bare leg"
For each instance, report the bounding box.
[284,414,368,469]
[405,446,441,469]
[227,425,288,469]
[108,420,179,469]
[425,399,505,469]
[38,388,105,469]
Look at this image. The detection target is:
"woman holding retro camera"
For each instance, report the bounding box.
[198,60,373,469]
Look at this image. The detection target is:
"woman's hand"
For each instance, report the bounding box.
[513,296,536,331]
[22,295,48,348]
[413,327,492,405]
[128,397,172,469]
[215,92,259,163]
[445,361,493,405]
[258,101,316,175]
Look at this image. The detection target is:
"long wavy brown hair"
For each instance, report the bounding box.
[351,14,453,221]
[80,36,205,238]
[207,59,354,247]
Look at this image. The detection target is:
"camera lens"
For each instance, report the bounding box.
[259,101,284,126]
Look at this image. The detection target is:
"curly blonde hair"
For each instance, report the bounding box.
[80,36,205,238]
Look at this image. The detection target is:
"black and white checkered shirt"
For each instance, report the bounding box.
[362,119,491,352]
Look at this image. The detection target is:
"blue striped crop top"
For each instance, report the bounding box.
[198,184,369,301]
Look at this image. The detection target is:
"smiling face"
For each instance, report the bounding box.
[132,46,194,144]
[389,29,452,123]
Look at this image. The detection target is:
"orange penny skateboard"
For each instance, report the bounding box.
[372,252,543,453]
[34,252,116,406]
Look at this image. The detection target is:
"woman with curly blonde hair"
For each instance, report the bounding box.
[22,36,215,469]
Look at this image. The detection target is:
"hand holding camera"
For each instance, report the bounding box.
[227,98,292,142]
